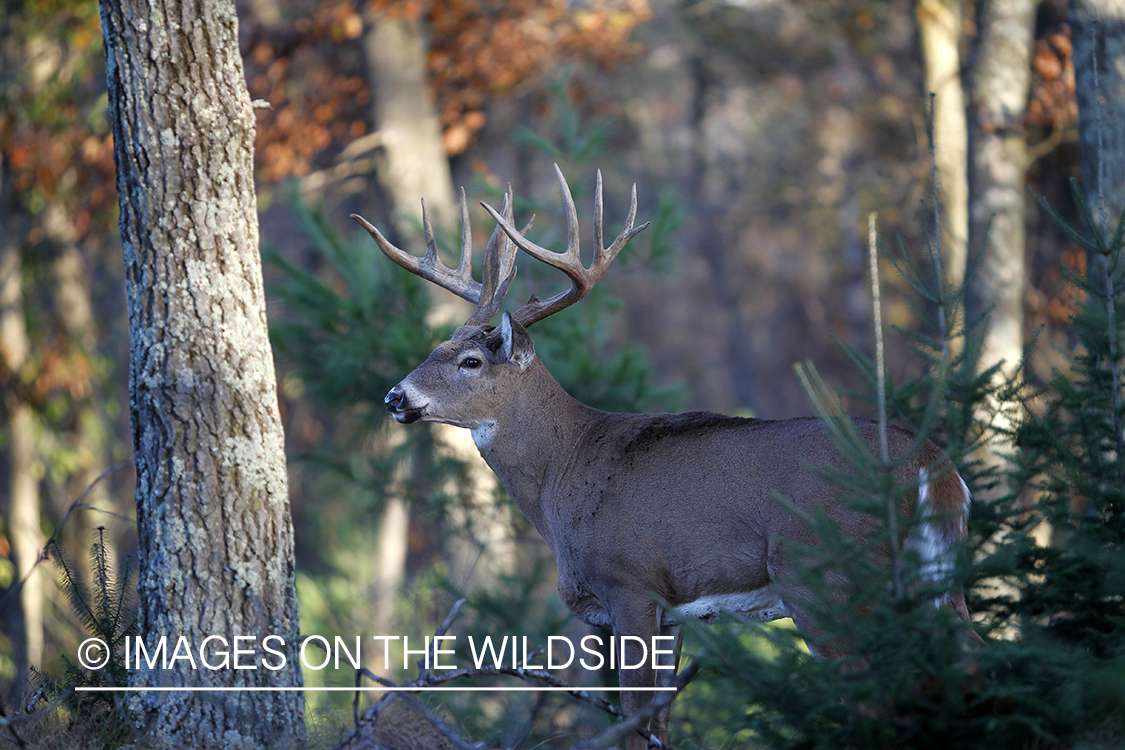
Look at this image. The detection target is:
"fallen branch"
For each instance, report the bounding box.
[570,661,701,750]
[335,598,697,750]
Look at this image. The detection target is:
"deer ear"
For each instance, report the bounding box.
[500,312,535,371]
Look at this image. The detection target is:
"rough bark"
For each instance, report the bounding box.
[968,0,1036,495]
[918,0,971,291]
[1070,0,1125,279]
[99,1,304,746]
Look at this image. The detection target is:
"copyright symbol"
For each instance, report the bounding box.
[78,638,110,670]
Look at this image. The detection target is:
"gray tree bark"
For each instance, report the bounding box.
[99,1,304,746]
[968,0,1036,493]
[1070,0,1125,273]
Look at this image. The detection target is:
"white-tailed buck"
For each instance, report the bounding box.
[353,166,975,749]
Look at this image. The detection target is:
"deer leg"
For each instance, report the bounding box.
[767,545,847,661]
[650,620,682,743]
[610,596,660,750]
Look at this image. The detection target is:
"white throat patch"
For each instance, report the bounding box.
[471,422,497,450]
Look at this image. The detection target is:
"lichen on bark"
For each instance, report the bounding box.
[99,0,305,746]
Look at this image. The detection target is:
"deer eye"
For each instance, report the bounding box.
[460,357,482,370]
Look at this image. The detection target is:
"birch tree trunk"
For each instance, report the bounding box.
[99,1,304,746]
[1069,0,1125,277]
[918,0,970,292]
[968,0,1036,495]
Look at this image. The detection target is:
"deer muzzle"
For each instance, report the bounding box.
[384,384,425,424]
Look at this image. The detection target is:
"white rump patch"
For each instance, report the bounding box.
[915,466,958,602]
[674,590,789,624]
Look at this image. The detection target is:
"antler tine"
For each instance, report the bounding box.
[601,179,647,264]
[350,199,482,305]
[465,187,523,326]
[455,188,472,280]
[481,164,650,328]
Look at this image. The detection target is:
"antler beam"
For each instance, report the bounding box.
[480,164,650,328]
[351,189,526,326]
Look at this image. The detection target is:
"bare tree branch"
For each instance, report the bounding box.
[335,598,697,750]
[569,662,700,750]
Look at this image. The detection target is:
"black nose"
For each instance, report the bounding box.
[385,386,404,412]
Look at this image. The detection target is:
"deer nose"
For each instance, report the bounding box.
[385,386,405,412]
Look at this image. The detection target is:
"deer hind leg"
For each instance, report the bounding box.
[766,542,851,660]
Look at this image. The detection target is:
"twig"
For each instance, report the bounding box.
[337,599,469,749]
[347,665,482,750]
[0,458,134,619]
[353,665,362,730]
[418,598,465,682]
[569,662,700,750]
[418,663,623,719]
[21,685,46,715]
[338,598,690,750]
[0,685,75,729]
[869,212,889,465]
[392,692,484,750]
[0,696,27,750]
[869,211,903,600]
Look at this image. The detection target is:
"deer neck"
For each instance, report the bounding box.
[470,358,602,534]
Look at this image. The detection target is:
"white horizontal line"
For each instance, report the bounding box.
[76,686,676,693]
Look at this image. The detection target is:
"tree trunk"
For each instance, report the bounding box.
[0,4,43,705]
[46,202,114,534]
[918,0,971,292]
[99,1,304,746]
[1070,0,1125,282]
[1,207,42,704]
[361,10,512,611]
[363,11,457,241]
[968,0,1036,496]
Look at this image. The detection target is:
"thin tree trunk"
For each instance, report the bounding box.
[363,11,457,241]
[969,0,1036,496]
[361,10,511,608]
[0,4,43,705]
[46,202,114,525]
[1070,0,1125,275]
[99,1,304,746]
[918,0,971,293]
[1,213,41,704]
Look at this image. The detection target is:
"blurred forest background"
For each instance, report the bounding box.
[0,0,1107,745]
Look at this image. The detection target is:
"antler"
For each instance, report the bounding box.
[350,189,527,326]
[480,164,650,328]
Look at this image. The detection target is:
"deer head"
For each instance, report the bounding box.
[352,165,649,432]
